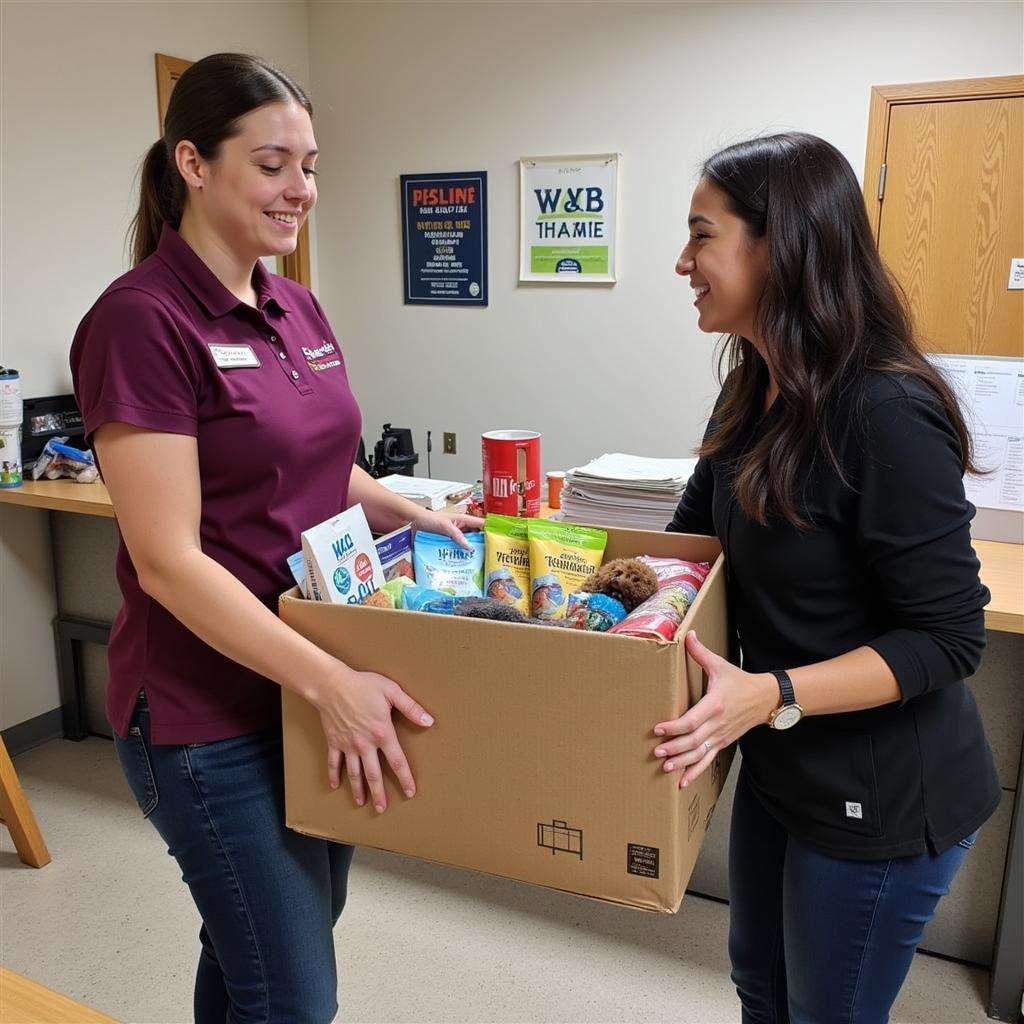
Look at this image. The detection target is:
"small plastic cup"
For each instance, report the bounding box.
[547,471,566,510]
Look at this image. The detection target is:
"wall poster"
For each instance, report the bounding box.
[401,171,488,306]
[519,153,618,283]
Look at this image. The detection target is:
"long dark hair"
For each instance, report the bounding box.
[697,132,975,528]
[129,53,312,267]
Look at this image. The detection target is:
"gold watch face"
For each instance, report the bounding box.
[771,705,803,730]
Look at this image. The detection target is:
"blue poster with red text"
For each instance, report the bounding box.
[401,171,488,306]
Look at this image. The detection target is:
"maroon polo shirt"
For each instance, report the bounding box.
[70,225,362,744]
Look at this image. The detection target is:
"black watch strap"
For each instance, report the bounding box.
[770,669,796,707]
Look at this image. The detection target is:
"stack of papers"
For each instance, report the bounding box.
[560,453,697,531]
[376,475,474,511]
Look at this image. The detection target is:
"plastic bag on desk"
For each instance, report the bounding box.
[31,436,99,483]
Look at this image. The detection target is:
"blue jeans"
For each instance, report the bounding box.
[114,693,354,1024]
[728,766,976,1024]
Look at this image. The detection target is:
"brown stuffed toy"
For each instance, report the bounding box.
[581,557,658,612]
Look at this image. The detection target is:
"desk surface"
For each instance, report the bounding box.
[0,478,114,518]
[2,480,1021,634]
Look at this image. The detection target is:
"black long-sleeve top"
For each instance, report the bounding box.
[668,371,1000,859]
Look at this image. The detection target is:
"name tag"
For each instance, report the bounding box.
[209,344,260,368]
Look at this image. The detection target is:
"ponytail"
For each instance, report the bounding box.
[125,53,312,268]
[129,139,183,267]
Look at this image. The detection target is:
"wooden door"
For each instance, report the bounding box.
[865,78,1023,357]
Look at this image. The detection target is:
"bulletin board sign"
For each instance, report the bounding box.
[401,171,488,306]
[519,154,619,283]
[929,353,1024,513]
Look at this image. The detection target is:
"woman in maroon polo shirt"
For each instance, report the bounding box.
[70,53,480,1024]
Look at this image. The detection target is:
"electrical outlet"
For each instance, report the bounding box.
[443,432,457,455]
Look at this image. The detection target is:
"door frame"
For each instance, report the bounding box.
[862,74,1024,239]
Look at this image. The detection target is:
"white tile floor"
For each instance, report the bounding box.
[1,738,993,1024]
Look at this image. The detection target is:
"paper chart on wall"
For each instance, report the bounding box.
[928,354,1024,513]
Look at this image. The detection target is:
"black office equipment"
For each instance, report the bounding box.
[21,394,85,471]
[368,423,419,478]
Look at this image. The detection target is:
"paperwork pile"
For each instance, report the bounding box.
[561,453,697,531]
[376,475,474,511]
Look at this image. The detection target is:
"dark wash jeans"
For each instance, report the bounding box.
[114,693,354,1024]
[728,766,977,1023]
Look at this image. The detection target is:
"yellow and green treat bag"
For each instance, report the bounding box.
[484,514,531,615]
[527,519,608,620]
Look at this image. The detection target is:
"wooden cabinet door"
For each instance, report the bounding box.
[875,93,1022,357]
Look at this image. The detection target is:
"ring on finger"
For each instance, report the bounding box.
[704,740,712,754]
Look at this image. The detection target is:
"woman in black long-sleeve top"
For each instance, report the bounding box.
[654,133,1000,1023]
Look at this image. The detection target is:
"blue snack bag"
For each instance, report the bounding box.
[401,585,461,615]
[412,530,485,597]
[565,592,627,632]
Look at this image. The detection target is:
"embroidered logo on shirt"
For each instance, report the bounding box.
[845,801,864,820]
[302,339,342,372]
[209,344,260,368]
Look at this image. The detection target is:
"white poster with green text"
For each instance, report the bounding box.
[520,153,618,283]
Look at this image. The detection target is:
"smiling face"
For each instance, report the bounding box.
[179,100,318,263]
[675,177,769,344]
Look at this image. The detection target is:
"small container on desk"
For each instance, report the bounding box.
[547,471,565,510]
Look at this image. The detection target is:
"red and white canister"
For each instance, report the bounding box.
[481,430,541,517]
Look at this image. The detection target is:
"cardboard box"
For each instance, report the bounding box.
[280,528,732,913]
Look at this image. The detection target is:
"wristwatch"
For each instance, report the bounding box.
[767,669,804,730]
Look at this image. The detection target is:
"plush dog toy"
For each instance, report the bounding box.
[581,557,658,611]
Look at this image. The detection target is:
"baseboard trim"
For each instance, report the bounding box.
[1,707,65,756]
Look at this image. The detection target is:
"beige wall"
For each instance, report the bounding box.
[307,0,1024,484]
[1,1,1022,729]
[0,0,311,729]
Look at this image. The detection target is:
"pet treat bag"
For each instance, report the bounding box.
[376,525,415,582]
[564,592,627,632]
[287,550,308,597]
[412,530,485,597]
[607,588,691,642]
[401,585,463,615]
[637,556,711,601]
[484,514,531,615]
[609,558,711,641]
[528,520,607,620]
[301,504,385,605]
[372,577,417,609]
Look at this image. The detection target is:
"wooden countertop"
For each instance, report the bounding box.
[1,480,1021,634]
[974,539,1024,635]
[0,478,114,518]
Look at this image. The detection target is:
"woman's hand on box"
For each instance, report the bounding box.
[410,510,484,551]
[313,665,435,813]
[652,631,777,789]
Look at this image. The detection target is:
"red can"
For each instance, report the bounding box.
[482,430,541,517]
